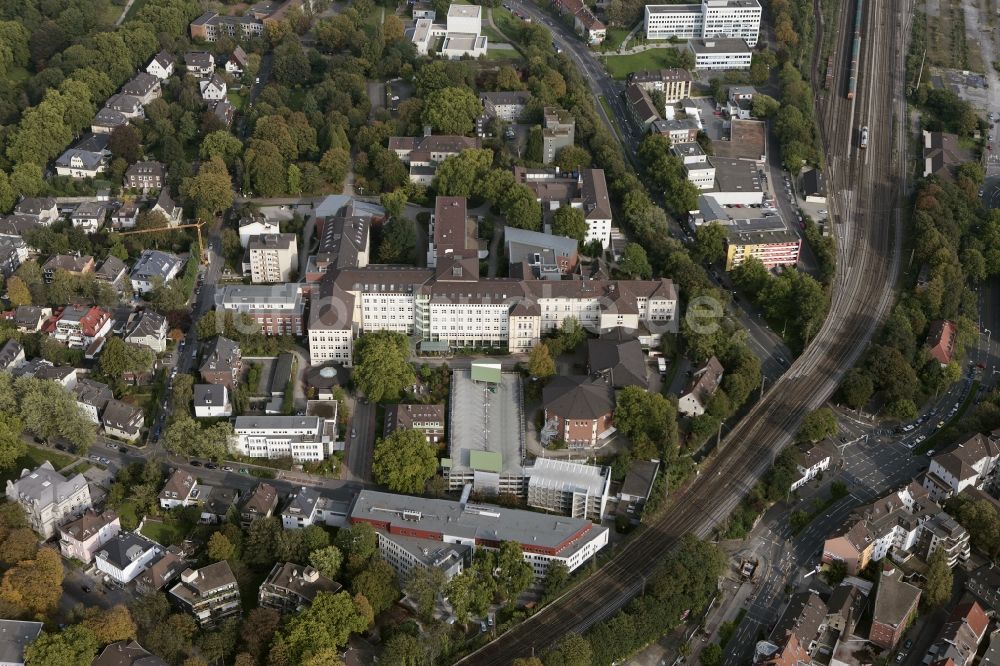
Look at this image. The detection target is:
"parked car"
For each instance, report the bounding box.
[190,460,202,466]
[223,466,233,472]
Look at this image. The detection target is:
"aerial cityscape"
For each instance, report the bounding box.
[0,0,995,665]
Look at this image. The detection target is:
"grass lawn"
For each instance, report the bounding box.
[140,519,190,547]
[227,89,247,110]
[116,500,140,530]
[0,445,77,485]
[602,47,688,79]
[68,461,93,475]
[482,48,521,61]
[598,28,631,53]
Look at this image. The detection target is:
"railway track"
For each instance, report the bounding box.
[458,1,908,662]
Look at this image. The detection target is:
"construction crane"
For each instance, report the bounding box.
[112,219,210,265]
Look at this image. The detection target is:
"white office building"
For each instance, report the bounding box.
[233,416,335,462]
[526,458,611,521]
[644,0,761,46]
[688,38,754,70]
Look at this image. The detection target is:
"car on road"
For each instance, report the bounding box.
[190,460,201,466]
[914,435,926,445]
[818,209,828,215]
[239,468,249,474]
[205,462,218,469]
[90,455,100,461]
[896,653,905,662]
[927,449,935,457]
[351,428,357,438]
[82,586,92,593]
[938,421,945,428]
[904,639,913,649]
[99,458,110,465]
[223,466,233,472]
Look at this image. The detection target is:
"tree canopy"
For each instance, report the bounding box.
[353,331,415,403]
[372,428,438,494]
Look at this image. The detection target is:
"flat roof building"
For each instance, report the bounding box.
[526,457,611,521]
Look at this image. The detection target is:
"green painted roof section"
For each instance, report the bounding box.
[468,450,502,473]
[470,361,502,384]
[441,458,453,469]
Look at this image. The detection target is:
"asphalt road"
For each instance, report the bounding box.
[344,399,377,483]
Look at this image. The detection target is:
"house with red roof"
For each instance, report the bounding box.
[925,601,989,666]
[927,319,958,365]
[50,305,113,349]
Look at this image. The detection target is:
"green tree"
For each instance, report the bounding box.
[17,377,96,451]
[5,276,30,307]
[445,568,493,624]
[81,605,137,645]
[334,522,379,574]
[618,243,652,279]
[421,87,482,135]
[796,408,838,443]
[0,171,15,214]
[543,634,592,666]
[372,428,438,494]
[245,140,288,197]
[309,546,343,580]
[201,131,245,165]
[319,147,350,188]
[404,564,446,621]
[272,591,372,663]
[551,205,587,241]
[380,633,426,666]
[838,368,874,410]
[433,149,493,197]
[924,552,952,607]
[208,532,237,561]
[380,190,408,220]
[180,156,234,217]
[492,541,533,604]
[693,222,727,265]
[350,558,399,616]
[24,625,97,666]
[353,331,415,403]
[553,145,592,172]
[377,217,415,264]
[731,255,770,296]
[701,643,723,666]
[527,342,556,379]
[99,337,155,384]
[541,561,569,601]
[0,413,25,471]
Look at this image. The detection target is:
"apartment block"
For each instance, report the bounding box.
[724,225,801,271]
[232,415,335,462]
[688,38,753,70]
[923,432,1000,501]
[247,233,299,283]
[350,489,609,578]
[169,562,242,628]
[542,107,576,165]
[388,133,482,185]
[190,12,265,42]
[515,166,613,247]
[629,68,694,104]
[258,562,341,613]
[214,284,304,336]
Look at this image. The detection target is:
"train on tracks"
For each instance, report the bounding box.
[847,0,863,99]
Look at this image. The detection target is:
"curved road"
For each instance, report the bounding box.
[459,0,908,662]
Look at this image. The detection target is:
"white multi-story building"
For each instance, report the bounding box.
[350,490,609,578]
[644,0,760,46]
[95,532,163,585]
[514,167,614,248]
[6,462,92,539]
[526,458,611,521]
[233,416,335,462]
[247,233,299,283]
[239,215,280,246]
[688,38,753,70]
[923,433,1000,501]
[790,441,833,492]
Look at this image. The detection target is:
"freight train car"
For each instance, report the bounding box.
[825,55,834,90]
[847,0,863,100]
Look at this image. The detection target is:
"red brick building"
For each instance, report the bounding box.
[927,319,958,366]
[542,376,614,449]
[870,565,920,650]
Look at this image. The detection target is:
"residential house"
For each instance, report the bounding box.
[790,440,833,492]
[121,73,162,105]
[923,130,971,180]
[384,403,446,443]
[927,319,959,366]
[51,305,112,349]
[95,531,163,585]
[0,240,18,277]
[542,375,614,449]
[169,562,242,627]
[553,0,606,43]
[677,356,724,417]
[259,563,341,613]
[211,98,235,126]
[869,565,920,650]
[768,591,829,657]
[199,337,242,388]
[73,378,113,424]
[625,82,660,131]
[480,91,531,122]
[754,634,811,666]
[95,256,129,289]
[0,340,24,372]
[91,108,130,134]
[111,201,140,228]
[541,106,575,165]
[70,202,108,232]
[199,73,227,102]
[33,363,77,388]
[135,550,184,595]
[388,133,482,185]
[102,399,144,442]
[225,46,248,76]
[93,641,169,666]
[159,469,196,509]
[105,94,144,119]
[0,620,43,666]
[13,197,58,224]
[924,601,989,666]
[151,189,183,226]
[130,249,183,294]
[42,254,95,283]
[233,416,334,462]
[199,486,239,524]
[146,51,175,79]
[125,161,166,191]
[618,459,660,515]
[238,215,280,246]
[281,486,323,528]
[923,432,1000,500]
[629,68,693,104]
[9,306,50,333]
[58,509,120,563]
[183,51,215,77]
[194,384,232,418]
[587,328,647,389]
[55,145,109,179]
[7,462,93,539]
[239,483,279,529]
[968,563,1000,614]
[124,310,168,353]
[246,233,298,283]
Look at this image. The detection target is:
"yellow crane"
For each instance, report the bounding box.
[112,219,210,265]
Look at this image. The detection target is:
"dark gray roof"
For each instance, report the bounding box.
[14,197,56,216]
[283,486,320,517]
[200,336,240,374]
[131,250,182,282]
[7,461,87,508]
[121,73,159,97]
[184,51,214,69]
[202,485,239,516]
[620,460,660,500]
[152,51,174,69]
[96,256,129,282]
[125,310,167,340]
[543,375,614,419]
[60,508,118,541]
[96,531,159,570]
[102,399,143,433]
[241,483,278,516]
[153,189,177,216]
[0,339,23,369]
[73,378,113,409]
[269,353,294,395]
[56,148,106,170]
[261,562,341,603]
[72,201,107,219]
[126,161,166,180]
[194,384,228,407]
[0,620,42,665]
[174,561,237,595]
[93,108,129,128]
[587,332,647,388]
[0,215,41,237]
[93,640,170,666]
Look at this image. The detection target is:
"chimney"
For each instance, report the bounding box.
[303,567,319,582]
[423,125,432,137]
